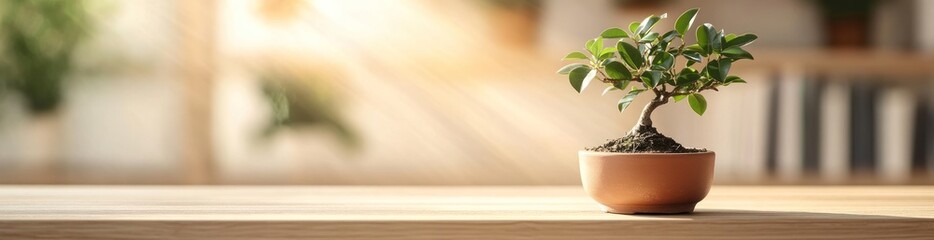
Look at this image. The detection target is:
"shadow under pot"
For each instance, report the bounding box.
[579,151,715,214]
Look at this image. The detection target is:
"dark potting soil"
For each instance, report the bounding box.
[586,125,706,153]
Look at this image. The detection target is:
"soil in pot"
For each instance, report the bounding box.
[586,125,705,153]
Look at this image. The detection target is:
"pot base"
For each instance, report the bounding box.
[600,203,697,214]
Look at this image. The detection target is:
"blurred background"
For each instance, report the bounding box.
[0,0,931,185]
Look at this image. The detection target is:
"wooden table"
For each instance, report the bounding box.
[0,186,932,239]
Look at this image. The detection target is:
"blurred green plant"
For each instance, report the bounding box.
[0,0,92,114]
[260,70,358,149]
[557,8,757,134]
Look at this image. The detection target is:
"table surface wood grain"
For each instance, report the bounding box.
[0,186,932,239]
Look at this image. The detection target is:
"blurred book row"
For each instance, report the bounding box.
[758,70,929,184]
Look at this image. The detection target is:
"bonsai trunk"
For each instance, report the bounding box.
[628,96,668,135]
[589,92,699,153]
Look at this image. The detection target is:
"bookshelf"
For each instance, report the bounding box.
[741,49,934,78]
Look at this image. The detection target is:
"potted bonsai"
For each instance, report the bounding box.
[0,1,92,181]
[557,9,756,214]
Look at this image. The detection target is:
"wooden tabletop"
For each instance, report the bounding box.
[0,186,932,239]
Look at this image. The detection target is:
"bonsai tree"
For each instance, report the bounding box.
[557,9,757,152]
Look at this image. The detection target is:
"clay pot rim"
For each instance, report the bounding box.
[578,150,715,156]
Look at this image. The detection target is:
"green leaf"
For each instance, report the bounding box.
[582,69,598,92]
[660,30,678,43]
[711,29,723,53]
[614,79,630,92]
[556,63,587,75]
[651,52,674,70]
[618,89,645,112]
[703,60,718,81]
[617,41,643,69]
[604,61,631,80]
[725,75,746,84]
[696,23,714,54]
[597,47,617,60]
[718,60,732,81]
[604,80,630,95]
[603,79,630,96]
[636,15,661,35]
[657,41,671,53]
[675,8,698,36]
[600,28,628,38]
[598,51,615,60]
[641,71,662,88]
[563,52,588,60]
[673,94,687,102]
[628,21,640,35]
[687,93,707,116]
[585,39,595,53]
[724,33,737,42]
[568,66,592,92]
[639,32,659,43]
[675,68,700,85]
[682,51,702,62]
[704,59,731,82]
[685,44,705,55]
[724,33,758,49]
[586,37,603,55]
[721,47,754,60]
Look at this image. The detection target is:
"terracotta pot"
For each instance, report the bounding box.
[579,151,715,214]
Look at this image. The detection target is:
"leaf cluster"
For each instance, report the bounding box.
[0,1,93,114]
[557,8,757,116]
